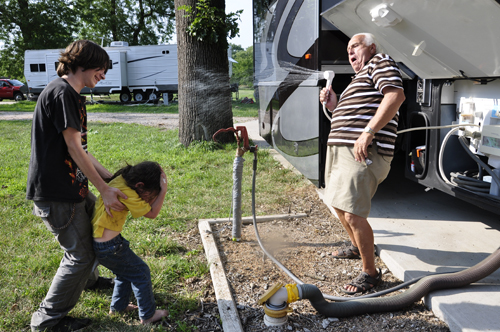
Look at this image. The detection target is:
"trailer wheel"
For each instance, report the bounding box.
[148,91,159,101]
[120,92,131,103]
[133,91,146,102]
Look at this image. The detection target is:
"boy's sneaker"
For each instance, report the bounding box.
[31,317,91,332]
[52,317,91,332]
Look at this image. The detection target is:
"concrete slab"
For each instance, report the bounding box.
[241,118,500,332]
[370,164,500,332]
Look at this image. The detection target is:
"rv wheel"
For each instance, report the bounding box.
[133,91,146,102]
[120,92,131,103]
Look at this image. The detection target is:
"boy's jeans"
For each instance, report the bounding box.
[93,234,156,320]
[31,193,99,331]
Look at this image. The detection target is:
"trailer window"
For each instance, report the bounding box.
[55,62,59,71]
[30,63,46,72]
[108,60,113,70]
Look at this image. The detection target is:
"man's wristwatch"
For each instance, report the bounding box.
[364,126,376,135]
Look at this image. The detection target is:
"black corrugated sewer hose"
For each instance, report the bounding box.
[299,248,500,317]
[249,150,500,317]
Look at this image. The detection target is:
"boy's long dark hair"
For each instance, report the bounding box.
[57,40,110,77]
[110,161,162,200]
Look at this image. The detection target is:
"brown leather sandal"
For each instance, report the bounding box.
[341,269,382,295]
[332,244,361,259]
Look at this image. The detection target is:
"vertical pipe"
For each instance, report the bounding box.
[232,154,245,240]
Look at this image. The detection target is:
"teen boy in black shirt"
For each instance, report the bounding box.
[27,40,127,332]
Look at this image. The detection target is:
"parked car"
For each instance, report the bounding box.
[0,79,28,101]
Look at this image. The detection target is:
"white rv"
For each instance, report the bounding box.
[24,42,178,102]
[254,0,500,214]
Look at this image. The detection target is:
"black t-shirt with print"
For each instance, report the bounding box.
[26,78,89,202]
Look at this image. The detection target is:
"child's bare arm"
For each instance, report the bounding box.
[143,169,167,219]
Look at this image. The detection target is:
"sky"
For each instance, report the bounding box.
[226,1,253,49]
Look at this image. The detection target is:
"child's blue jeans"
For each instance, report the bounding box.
[93,234,156,320]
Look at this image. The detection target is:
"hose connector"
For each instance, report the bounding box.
[462,128,482,139]
[263,304,293,326]
[257,283,301,326]
[285,283,300,303]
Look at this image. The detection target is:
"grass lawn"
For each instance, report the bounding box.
[0,89,259,118]
[0,119,305,331]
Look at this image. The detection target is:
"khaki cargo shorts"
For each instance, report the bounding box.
[324,145,392,218]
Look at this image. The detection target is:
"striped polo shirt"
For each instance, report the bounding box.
[328,53,403,156]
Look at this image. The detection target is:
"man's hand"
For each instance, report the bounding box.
[354,132,374,163]
[101,186,127,217]
[353,86,405,163]
[319,86,337,111]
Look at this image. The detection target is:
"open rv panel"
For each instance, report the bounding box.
[254,0,500,214]
[322,0,500,79]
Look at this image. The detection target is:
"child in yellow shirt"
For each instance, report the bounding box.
[91,161,168,325]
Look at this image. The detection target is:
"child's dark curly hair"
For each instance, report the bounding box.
[111,161,162,203]
[57,40,110,77]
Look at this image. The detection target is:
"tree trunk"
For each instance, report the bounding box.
[132,0,145,45]
[110,0,118,42]
[175,0,234,147]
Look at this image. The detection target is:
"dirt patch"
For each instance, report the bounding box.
[175,185,451,332]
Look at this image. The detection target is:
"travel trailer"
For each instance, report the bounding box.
[24,42,178,102]
[253,0,500,214]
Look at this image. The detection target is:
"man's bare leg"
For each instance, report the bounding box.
[333,208,358,255]
[335,209,378,292]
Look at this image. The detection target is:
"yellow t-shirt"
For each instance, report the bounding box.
[91,175,151,238]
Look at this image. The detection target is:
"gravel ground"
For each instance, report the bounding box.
[1,111,451,331]
[0,110,257,129]
[173,185,451,332]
